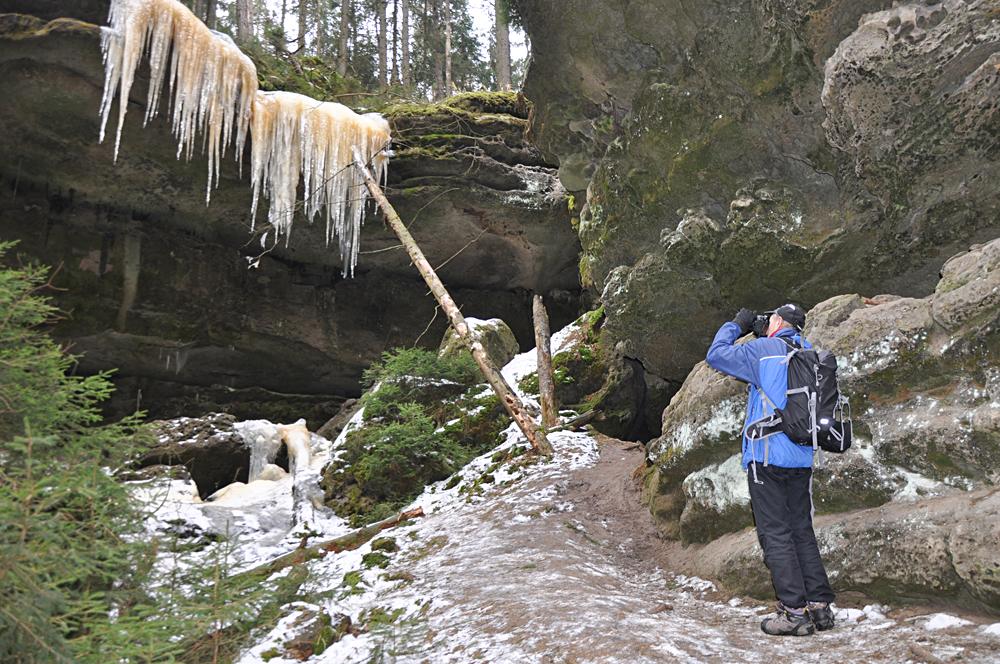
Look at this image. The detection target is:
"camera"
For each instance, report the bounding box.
[752,313,770,338]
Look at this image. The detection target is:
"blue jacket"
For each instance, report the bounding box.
[705,323,814,469]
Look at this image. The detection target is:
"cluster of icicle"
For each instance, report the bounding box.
[98,0,390,275]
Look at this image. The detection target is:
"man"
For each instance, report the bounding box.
[705,303,835,636]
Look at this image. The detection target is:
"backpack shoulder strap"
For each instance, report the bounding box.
[778,336,801,350]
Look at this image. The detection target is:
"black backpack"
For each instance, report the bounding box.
[752,338,853,454]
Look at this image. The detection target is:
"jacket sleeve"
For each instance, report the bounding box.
[705,322,759,385]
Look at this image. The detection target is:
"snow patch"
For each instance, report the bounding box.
[682,453,750,511]
[922,613,973,631]
[654,398,743,460]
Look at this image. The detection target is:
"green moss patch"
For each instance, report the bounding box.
[244,42,361,101]
[322,348,511,526]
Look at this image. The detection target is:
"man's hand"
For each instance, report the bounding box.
[732,308,756,335]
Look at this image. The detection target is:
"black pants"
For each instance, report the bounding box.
[747,464,834,609]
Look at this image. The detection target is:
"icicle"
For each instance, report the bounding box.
[99,0,391,276]
[98,0,257,204]
[249,92,390,275]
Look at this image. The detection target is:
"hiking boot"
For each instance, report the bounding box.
[807,602,835,631]
[760,604,815,636]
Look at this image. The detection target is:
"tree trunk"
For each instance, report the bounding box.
[377,0,387,88]
[297,0,309,52]
[315,0,327,55]
[430,0,443,99]
[337,0,350,75]
[350,1,359,70]
[533,294,558,428]
[236,0,253,41]
[352,148,554,456]
[494,0,511,90]
[443,0,452,95]
[400,0,409,86]
[205,0,216,28]
[391,0,399,85]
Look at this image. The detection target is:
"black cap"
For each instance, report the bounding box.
[766,303,806,331]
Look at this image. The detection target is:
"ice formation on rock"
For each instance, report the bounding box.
[239,419,285,482]
[99,0,256,202]
[249,92,390,274]
[98,0,391,276]
[238,419,313,482]
[278,421,313,476]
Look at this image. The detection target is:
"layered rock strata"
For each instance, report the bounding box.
[0,8,580,423]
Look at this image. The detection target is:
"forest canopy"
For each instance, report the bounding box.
[182,0,526,100]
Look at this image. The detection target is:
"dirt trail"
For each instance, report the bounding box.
[555,437,1000,662]
[265,430,999,663]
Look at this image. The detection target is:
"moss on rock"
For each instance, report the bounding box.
[321,347,511,525]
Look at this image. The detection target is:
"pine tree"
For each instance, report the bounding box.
[0,243,153,661]
[0,244,285,661]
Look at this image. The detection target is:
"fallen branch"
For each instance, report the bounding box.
[353,147,553,456]
[242,507,425,578]
[548,410,598,433]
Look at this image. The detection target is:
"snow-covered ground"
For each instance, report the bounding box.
[233,423,999,663]
[131,320,1000,662]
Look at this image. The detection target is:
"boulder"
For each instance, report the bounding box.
[808,239,1000,484]
[136,413,251,498]
[691,488,1000,611]
[645,237,1000,542]
[439,317,520,369]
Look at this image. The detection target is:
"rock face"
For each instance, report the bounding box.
[516,0,1000,391]
[513,0,1000,606]
[0,7,580,424]
[646,238,1000,543]
[643,238,1000,607]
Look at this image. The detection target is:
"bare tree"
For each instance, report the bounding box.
[205,0,216,28]
[533,295,558,428]
[315,0,328,55]
[430,0,444,99]
[391,0,399,85]
[236,0,253,41]
[377,0,388,88]
[353,148,554,456]
[494,0,511,90]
